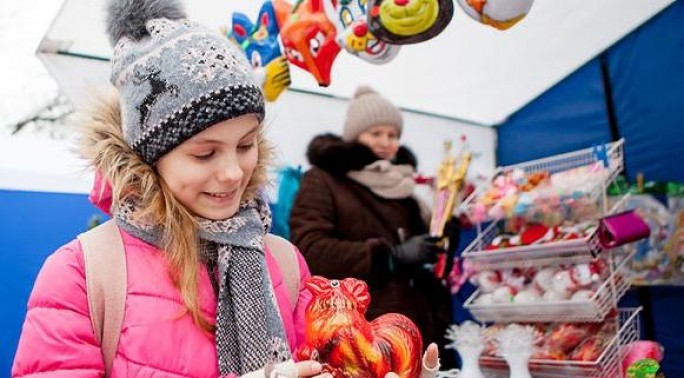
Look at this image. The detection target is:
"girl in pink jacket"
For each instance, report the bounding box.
[13,0,441,376]
[13,0,324,376]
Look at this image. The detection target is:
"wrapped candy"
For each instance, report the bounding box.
[491,286,516,303]
[533,267,556,292]
[544,323,593,353]
[514,288,541,303]
[570,336,606,361]
[570,289,595,301]
[473,270,501,293]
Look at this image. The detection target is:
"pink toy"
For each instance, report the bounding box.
[598,210,651,249]
[621,341,664,376]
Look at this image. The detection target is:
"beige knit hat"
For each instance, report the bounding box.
[342,85,403,141]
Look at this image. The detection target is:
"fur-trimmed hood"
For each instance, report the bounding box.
[78,92,270,213]
[306,133,417,176]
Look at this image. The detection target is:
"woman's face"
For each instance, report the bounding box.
[356,124,401,160]
[156,114,260,220]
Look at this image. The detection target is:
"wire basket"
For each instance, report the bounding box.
[462,194,632,271]
[464,249,633,323]
[479,307,642,378]
[460,139,624,225]
[462,221,602,271]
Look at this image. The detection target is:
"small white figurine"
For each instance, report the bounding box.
[496,324,535,378]
[445,321,486,378]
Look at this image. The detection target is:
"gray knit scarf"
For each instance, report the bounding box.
[114,196,291,375]
[347,160,416,199]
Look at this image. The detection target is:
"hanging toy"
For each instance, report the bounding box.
[367,0,454,45]
[456,0,533,30]
[227,1,291,101]
[321,0,400,64]
[279,0,341,86]
[296,276,424,377]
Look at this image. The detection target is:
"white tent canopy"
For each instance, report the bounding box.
[25,0,674,195]
[39,0,673,125]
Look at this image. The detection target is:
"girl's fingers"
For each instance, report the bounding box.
[295,360,323,377]
[423,342,439,369]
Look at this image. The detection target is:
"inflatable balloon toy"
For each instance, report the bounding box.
[296,276,424,378]
[367,0,454,45]
[322,0,400,64]
[279,0,341,87]
[456,0,534,30]
[228,1,291,101]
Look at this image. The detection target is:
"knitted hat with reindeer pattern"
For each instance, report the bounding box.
[106,0,264,165]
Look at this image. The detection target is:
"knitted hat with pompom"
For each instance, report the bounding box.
[106,0,264,165]
[342,85,403,142]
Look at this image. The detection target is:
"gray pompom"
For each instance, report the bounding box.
[105,0,187,45]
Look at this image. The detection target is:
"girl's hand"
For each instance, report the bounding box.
[385,343,440,378]
[294,360,332,378]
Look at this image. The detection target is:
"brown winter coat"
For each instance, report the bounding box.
[290,134,453,362]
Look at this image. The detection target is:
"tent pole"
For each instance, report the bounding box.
[599,53,622,143]
[601,52,657,342]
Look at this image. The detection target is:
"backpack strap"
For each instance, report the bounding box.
[77,219,127,377]
[265,234,300,309]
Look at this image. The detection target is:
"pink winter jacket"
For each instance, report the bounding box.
[12,227,312,377]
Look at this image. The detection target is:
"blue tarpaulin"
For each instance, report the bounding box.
[497,3,684,376]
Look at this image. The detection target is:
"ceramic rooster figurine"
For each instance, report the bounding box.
[296,276,423,378]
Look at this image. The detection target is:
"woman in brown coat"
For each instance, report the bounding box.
[290,86,456,368]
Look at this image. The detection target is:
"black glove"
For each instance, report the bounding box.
[391,234,442,264]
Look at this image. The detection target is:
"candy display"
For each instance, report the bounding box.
[457,141,661,377]
[296,276,423,378]
[480,312,618,362]
[467,162,611,226]
[470,259,610,305]
[483,221,597,251]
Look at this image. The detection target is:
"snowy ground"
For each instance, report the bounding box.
[0,0,64,136]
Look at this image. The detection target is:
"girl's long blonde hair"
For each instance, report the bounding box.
[79,91,272,332]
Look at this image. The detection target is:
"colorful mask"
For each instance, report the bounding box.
[367,0,454,45]
[296,276,423,378]
[456,0,534,30]
[323,0,400,64]
[279,0,341,87]
[229,1,291,101]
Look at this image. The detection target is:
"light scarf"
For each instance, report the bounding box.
[114,197,291,375]
[347,160,416,199]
